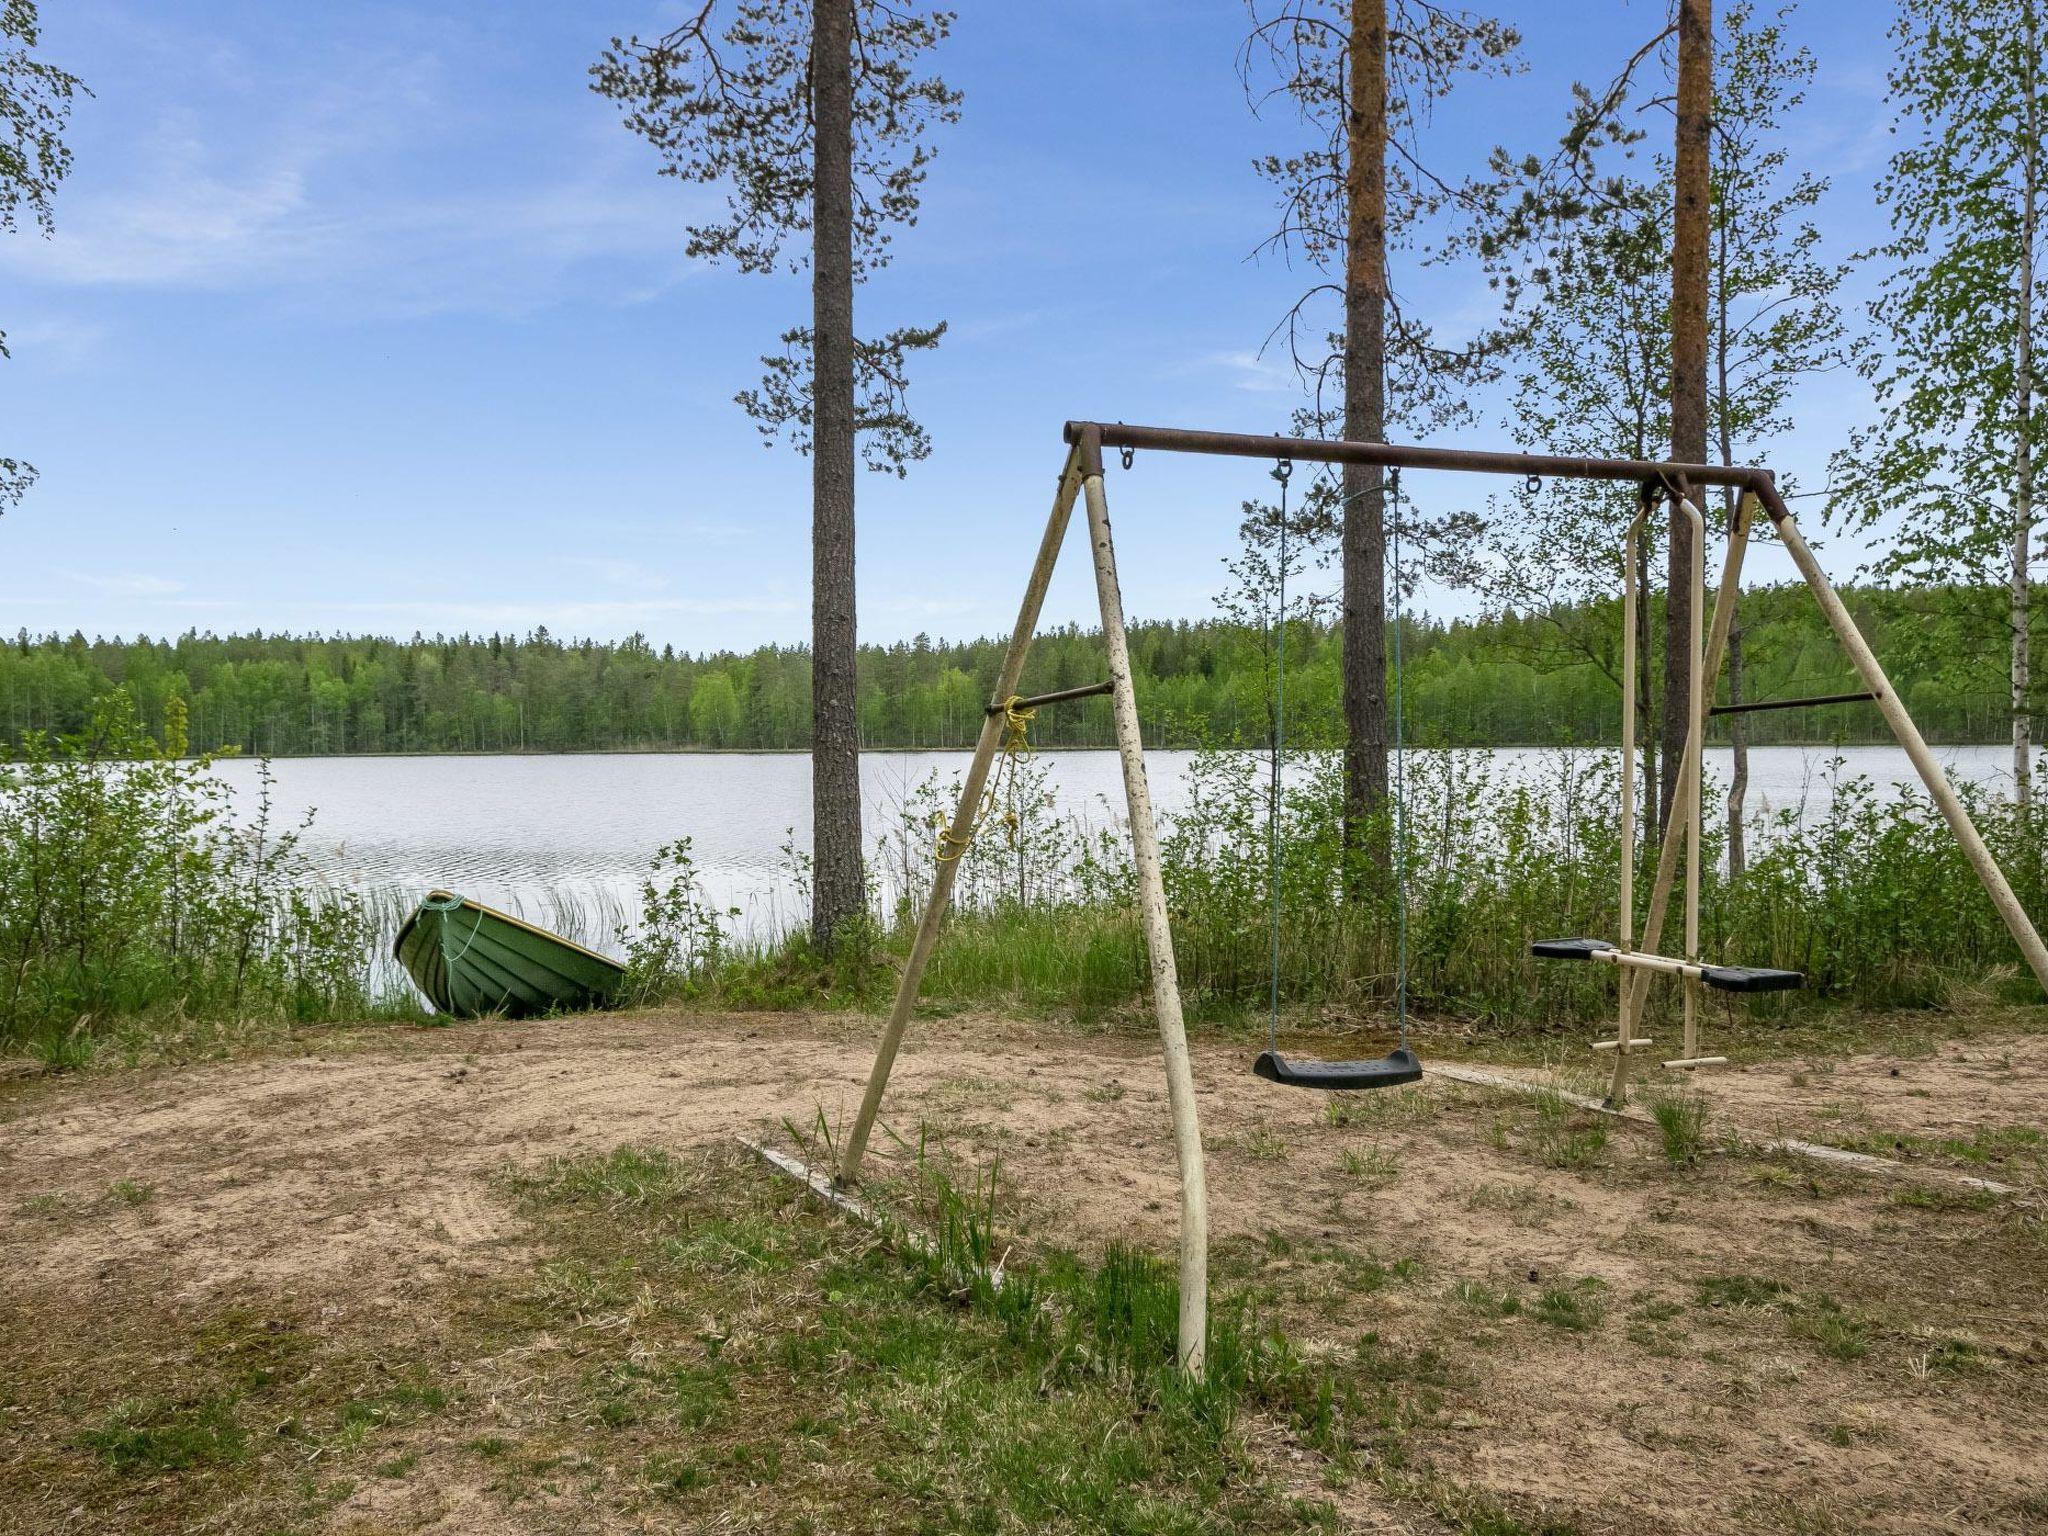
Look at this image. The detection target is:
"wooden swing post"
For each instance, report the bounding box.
[1079,445,1210,1378]
[837,447,1085,1187]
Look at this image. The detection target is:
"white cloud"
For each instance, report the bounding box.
[3,315,113,371]
[0,36,704,319]
[1204,348,1303,394]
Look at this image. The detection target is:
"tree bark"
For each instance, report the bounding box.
[1664,0,1712,833]
[811,0,865,950]
[1342,0,1391,891]
[2015,27,2038,810]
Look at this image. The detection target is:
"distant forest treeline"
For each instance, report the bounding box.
[0,583,2026,755]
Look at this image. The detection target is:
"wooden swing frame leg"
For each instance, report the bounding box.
[836,435,1211,1379]
[1611,489,1750,1105]
[1081,461,1209,1379]
[1759,484,2048,990]
[838,449,1085,1186]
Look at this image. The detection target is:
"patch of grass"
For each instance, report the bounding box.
[1324,1086,1439,1129]
[1238,1123,1290,1161]
[1790,1296,1870,1362]
[78,1394,247,1473]
[1819,1122,2045,1169]
[1083,1078,1126,1104]
[466,1434,512,1458]
[644,1451,712,1497]
[1340,1144,1400,1185]
[496,1142,1390,1530]
[1917,1338,1987,1376]
[522,1144,699,1209]
[373,1449,419,1479]
[1532,1278,1607,1332]
[1647,1090,1710,1167]
[1451,1280,1522,1319]
[105,1178,152,1207]
[1695,1273,1793,1310]
[1892,1183,1999,1213]
[1527,1092,1610,1170]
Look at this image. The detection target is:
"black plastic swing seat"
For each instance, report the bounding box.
[1530,937,1804,992]
[1698,964,1805,993]
[1253,1046,1424,1091]
[1530,936,1617,960]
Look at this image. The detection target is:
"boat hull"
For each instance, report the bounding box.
[394,891,626,1018]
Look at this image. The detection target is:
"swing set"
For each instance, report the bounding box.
[834,419,2048,1378]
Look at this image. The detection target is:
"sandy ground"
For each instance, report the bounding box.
[3,1011,2044,1535]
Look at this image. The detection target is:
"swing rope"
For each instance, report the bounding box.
[1391,466,1409,1052]
[934,695,1037,862]
[1252,458,1422,1092]
[1265,458,1292,1061]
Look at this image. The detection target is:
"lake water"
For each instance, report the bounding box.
[208,744,2028,960]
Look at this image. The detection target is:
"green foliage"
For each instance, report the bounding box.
[597,717,2048,1029]
[0,587,2027,758]
[1648,1090,1711,1167]
[1837,0,2048,597]
[618,839,739,1003]
[1694,1273,1792,1310]
[0,691,374,1058]
[78,1394,247,1474]
[1532,1278,1607,1332]
[590,2,961,474]
[2,0,88,516]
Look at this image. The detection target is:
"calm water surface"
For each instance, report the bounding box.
[207,745,2028,960]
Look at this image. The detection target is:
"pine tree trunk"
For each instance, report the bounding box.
[811,0,865,950]
[1664,0,1712,833]
[2015,44,2038,810]
[1341,0,1391,892]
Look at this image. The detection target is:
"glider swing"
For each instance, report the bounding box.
[1250,452,1422,1091]
[833,420,2048,1381]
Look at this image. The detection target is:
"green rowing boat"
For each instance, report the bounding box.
[393,890,626,1018]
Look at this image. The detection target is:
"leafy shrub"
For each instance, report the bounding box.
[0,691,372,1059]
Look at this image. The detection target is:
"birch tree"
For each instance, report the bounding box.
[594,1,960,950]
[1705,3,1858,874]
[1239,0,1518,888]
[1,1,84,516]
[1834,0,2047,806]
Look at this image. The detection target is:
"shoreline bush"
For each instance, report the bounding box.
[0,692,380,1064]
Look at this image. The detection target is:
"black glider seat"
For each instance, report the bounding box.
[1530,937,1616,960]
[1253,1047,1424,1091]
[1700,964,1804,993]
[1530,937,1803,993]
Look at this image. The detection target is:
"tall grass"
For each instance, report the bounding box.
[14,688,2047,1055]
[633,741,2048,1031]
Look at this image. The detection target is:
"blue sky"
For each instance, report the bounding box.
[2,0,1899,652]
